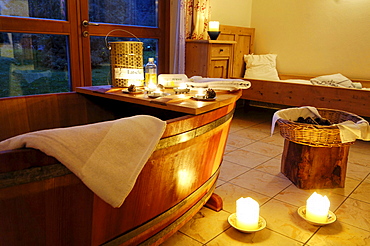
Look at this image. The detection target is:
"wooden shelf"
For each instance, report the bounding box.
[185,39,237,44]
[76,86,242,115]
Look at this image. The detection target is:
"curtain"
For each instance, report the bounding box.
[185,0,211,40]
[171,0,211,74]
[171,0,186,74]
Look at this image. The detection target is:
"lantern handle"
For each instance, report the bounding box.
[105,29,141,50]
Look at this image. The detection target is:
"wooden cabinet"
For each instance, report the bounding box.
[218,25,255,78]
[185,40,236,78]
[185,26,255,79]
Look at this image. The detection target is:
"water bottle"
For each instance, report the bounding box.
[145,58,157,85]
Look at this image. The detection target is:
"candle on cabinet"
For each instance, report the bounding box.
[306,192,330,223]
[236,197,259,230]
[208,21,220,32]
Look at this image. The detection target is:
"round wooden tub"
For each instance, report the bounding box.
[0,92,238,245]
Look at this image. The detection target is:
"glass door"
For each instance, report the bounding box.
[80,0,169,86]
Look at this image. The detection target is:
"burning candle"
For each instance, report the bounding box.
[306,192,330,223]
[178,83,187,89]
[236,197,259,230]
[146,82,157,92]
[195,88,206,99]
[209,21,220,32]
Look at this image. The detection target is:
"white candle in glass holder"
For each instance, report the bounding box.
[236,197,259,230]
[306,192,330,223]
[209,21,220,32]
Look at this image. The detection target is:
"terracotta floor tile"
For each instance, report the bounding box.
[223,149,271,168]
[230,169,292,197]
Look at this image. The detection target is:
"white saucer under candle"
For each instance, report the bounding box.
[298,206,336,226]
[194,94,206,99]
[147,90,164,98]
[228,213,266,233]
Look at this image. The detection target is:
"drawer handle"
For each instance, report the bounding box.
[214,66,224,68]
[219,49,224,52]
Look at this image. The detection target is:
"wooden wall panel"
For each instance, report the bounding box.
[219,25,255,78]
[0,97,30,140]
[0,93,120,141]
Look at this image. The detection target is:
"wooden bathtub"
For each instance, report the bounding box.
[0,90,240,245]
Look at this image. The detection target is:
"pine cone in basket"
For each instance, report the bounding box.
[315,117,332,126]
[296,117,306,123]
[295,116,332,126]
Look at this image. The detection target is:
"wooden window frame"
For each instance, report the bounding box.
[0,0,171,92]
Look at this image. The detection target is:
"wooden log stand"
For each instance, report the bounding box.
[281,139,350,189]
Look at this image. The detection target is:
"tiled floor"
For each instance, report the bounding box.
[162,105,370,245]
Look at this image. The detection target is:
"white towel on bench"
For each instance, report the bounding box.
[0,115,166,208]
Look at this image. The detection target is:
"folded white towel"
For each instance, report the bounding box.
[186,76,251,91]
[0,115,166,208]
[310,73,355,88]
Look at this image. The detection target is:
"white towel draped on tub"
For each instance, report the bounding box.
[0,115,166,208]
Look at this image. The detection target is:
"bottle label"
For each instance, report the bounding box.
[115,68,144,80]
[146,68,157,74]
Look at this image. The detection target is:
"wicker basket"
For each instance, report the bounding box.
[277,108,364,147]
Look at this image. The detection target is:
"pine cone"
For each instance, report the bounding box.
[205,88,216,99]
[128,84,137,92]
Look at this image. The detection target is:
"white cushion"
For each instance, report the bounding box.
[244,54,280,80]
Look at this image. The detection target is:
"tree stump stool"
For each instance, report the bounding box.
[281,139,350,189]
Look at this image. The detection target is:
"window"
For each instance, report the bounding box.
[0,33,69,97]
[0,0,170,97]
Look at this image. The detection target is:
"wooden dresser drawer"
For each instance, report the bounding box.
[185,39,236,78]
[211,44,232,57]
